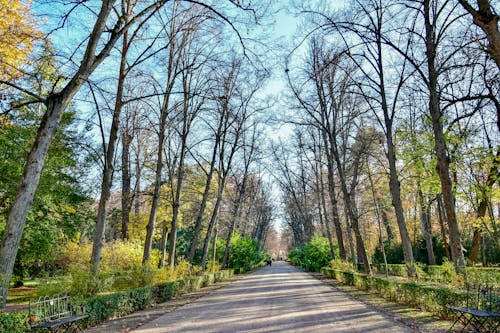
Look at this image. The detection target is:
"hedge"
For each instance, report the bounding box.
[370,264,499,285]
[0,269,233,333]
[322,267,468,319]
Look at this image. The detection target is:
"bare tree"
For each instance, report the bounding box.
[221,124,259,268]
[143,2,198,265]
[200,58,262,271]
[309,0,417,276]
[90,0,141,273]
[165,51,208,269]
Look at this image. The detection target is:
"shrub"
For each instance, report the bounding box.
[371,262,499,287]
[302,237,333,272]
[288,237,334,272]
[227,234,266,273]
[0,310,29,333]
[55,239,161,274]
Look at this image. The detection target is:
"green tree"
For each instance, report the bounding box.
[0,108,92,284]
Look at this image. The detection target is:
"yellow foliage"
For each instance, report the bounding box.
[52,239,201,295]
[55,239,162,273]
[0,0,42,80]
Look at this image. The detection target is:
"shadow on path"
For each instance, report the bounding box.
[132,261,413,333]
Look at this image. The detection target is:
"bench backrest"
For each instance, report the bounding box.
[466,284,499,313]
[29,295,72,325]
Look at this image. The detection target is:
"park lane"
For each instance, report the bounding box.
[132,261,413,333]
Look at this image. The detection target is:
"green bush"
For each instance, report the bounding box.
[288,237,333,272]
[227,234,266,273]
[0,310,29,333]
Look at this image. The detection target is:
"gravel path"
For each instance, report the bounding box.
[132,261,414,333]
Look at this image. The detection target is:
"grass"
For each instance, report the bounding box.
[6,279,41,305]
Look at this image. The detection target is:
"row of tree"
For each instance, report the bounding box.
[277,0,498,277]
[0,0,276,309]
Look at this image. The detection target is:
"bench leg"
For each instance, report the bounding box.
[448,312,468,332]
[451,314,499,333]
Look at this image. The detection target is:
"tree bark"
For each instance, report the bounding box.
[142,115,166,264]
[317,156,336,260]
[418,186,436,265]
[0,95,73,308]
[202,185,223,271]
[458,0,500,69]
[374,18,416,276]
[90,46,126,272]
[332,143,370,273]
[470,149,499,263]
[437,194,452,261]
[159,223,168,268]
[322,132,346,260]
[143,6,181,263]
[167,131,189,269]
[187,124,222,263]
[121,131,132,240]
[424,0,466,274]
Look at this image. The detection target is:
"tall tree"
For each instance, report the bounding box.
[313,0,417,276]
[143,2,193,265]
[0,0,260,308]
[221,124,259,268]
[91,0,138,274]
[0,0,161,307]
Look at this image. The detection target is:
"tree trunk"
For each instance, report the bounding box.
[121,131,132,240]
[0,94,74,308]
[159,223,168,268]
[211,227,218,272]
[424,0,466,274]
[318,167,336,260]
[418,186,436,265]
[380,208,394,240]
[201,187,223,271]
[143,75,174,264]
[187,132,220,263]
[167,140,188,269]
[437,194,452,261]
[385,122,416,277]
[134,149,141,217]
[142,128,165,264]
[366,161,389,276]
[331,140,369,273]
[322,133,346,260]
[0,0,122,307]
[471,149,499,263]
[90,70,124,273]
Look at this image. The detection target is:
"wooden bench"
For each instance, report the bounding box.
[448,284,499,333]
[29,295,88,332]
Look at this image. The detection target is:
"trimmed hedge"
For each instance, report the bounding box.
[371,264,500,285]
[322,267,468,319]
[0,269,233,333]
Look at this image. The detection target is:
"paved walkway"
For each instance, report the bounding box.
[132,261,413,333]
